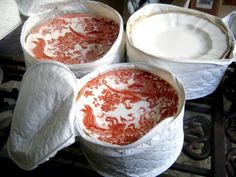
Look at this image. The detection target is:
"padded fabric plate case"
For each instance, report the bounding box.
[126,4,236,100]
[7,62,185,177]
[7,61,78,170]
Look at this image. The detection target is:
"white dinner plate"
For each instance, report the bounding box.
[129,12,231,60]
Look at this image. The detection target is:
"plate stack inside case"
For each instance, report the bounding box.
[126,3,236,100]
[20,1,125,77]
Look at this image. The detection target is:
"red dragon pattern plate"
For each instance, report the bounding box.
[25,13,119,64]
[76,68,179,146]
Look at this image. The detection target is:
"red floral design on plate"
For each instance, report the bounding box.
[76,69,179,146]
[25,13,119,64]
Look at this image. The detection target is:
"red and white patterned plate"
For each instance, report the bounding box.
[25,13,119,64]
[76,68,179,145]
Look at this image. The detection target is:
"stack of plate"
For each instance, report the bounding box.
[20,1,125,77]
[75,63,185,177]
[126,4,236,99]
[7,61,185,177]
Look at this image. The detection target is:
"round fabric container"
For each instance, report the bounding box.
[20,1,125,77]
[7,61,185,177]
[126,3,236,99]
[74,63,185,177]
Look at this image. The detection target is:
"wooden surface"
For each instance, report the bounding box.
[190,0,223,16]
[224,0,236,5]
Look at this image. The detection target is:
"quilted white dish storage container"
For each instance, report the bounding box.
[20,1,125,77]
[7,61,185,177]
[126,3,236,100]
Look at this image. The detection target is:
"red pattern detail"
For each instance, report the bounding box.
[77,69,179,145]
[32,38,52,59]
[27,13,119,64]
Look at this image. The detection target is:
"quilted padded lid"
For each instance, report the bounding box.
[7,61,78,170]
[15,0,77,16]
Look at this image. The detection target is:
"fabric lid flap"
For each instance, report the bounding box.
[7,61,78,170]
[15,0,89,17]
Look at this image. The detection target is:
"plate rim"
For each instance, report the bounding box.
[128,11,231,60]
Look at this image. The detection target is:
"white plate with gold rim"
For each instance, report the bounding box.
[128,11,231,60]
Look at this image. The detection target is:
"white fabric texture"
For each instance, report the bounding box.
[7,62,185,177]
[15,0,75,16]
[223,12,236,41]
[0,0,21,40]
[20,1,125,78]
[80,110,184,177]
[73,63,186,177]
[7,61,78,170]
[126,4,236,100]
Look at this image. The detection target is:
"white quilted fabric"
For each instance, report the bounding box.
[74,63,185,177]
[7,61,78,170]
[15,0,74,16]
[7,62,185,176]
[80,112,184,177]
[20,1,125,78]
[126,4,236,100]
[223,12,236,41]
[126,44,233,99]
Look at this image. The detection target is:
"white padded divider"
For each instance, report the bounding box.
[7,61,78,170]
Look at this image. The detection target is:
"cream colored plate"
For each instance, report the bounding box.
[130,12,230,60]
